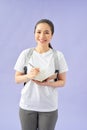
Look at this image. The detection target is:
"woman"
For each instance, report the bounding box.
[14,19,68,130]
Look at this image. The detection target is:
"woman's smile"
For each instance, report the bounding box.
[39,39,47,43]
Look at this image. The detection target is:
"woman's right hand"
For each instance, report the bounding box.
[27,68,40,80]
[15,68,40,84]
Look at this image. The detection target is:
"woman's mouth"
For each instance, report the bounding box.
[39,39,47,43]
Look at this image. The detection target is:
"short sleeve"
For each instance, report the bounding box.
[14,50,27,73]
[57,51,68,73]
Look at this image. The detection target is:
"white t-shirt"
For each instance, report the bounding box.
[14,48,68,112]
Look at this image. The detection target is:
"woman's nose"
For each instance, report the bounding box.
[40,33,45,38]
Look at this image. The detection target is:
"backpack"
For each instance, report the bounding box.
[24,48,59,85]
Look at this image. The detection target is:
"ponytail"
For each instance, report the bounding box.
[49,43,53,49]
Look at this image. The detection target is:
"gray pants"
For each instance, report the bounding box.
[19,108,58,130]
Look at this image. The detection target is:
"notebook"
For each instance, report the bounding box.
[34,69,53,82]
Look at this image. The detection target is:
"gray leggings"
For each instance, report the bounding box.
[19,108,58,130]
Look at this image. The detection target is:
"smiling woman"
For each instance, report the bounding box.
[14,19,68,130]
[34,22,52,51]
[34,19,54,49]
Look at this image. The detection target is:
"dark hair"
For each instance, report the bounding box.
[34,19,54,49]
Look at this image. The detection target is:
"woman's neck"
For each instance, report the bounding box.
[35,46,50,53]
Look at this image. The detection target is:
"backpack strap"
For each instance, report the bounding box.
[52,49,59,81]
[52,49,59,71]
[25,48,34,65]
[24,48,34,85]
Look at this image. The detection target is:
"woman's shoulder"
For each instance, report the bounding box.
[20,48,34,55]
[53,49,64,57]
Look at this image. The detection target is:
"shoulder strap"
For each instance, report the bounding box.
[52,49,59,72]
[25,48,34,65]
[24,48,34,85]
[24,48,34,74]
[52,49,59,81]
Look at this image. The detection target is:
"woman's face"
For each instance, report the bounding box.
[34,23,53,47]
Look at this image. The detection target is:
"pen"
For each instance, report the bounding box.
[29,63,35,68]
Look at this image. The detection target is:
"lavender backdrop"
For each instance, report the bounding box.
[0,0,87,130]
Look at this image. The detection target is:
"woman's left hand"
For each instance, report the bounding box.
[32,79,49,86]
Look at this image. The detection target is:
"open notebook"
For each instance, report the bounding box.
[33,69,53,82]
[28,63,54,82]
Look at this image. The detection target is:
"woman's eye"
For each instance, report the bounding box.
[45,32,49,34]
[37,31,41,34]
[36,31,50,34]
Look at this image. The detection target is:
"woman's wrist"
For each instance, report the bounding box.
[26,74,30,82]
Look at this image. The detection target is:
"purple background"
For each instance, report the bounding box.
[0,0,87,130]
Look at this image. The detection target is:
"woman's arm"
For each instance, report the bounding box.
[33,72,66,88]
[15,71,29,84]
[15,68,40,84]
[47,72,66,87]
